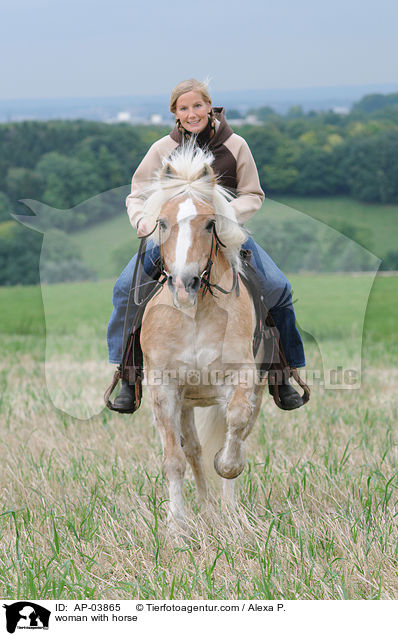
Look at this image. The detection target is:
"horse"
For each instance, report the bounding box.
[139,144,264,533]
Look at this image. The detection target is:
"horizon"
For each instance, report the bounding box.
[0,81,398,104]
[1,81,397,124]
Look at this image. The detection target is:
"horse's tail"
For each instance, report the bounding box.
[194,406,226,487]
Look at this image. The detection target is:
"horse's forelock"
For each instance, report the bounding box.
[142,144,246,264]
[165,142,215,178]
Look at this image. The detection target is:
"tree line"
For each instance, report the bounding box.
[1,92,397,284]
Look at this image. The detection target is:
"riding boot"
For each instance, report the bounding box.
[268,369,304,411]
[113,378,136,411]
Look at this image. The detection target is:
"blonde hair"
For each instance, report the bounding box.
[169,78,212,113]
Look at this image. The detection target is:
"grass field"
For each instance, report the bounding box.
[71,214,140,281]
[0,274,398,599]
[70,196,398,279]
[278,196,398,260]
[1,273,396,352]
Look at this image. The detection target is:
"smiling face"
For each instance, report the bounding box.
[175,90,211,134]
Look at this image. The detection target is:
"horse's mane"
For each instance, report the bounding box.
[141,143,247,268]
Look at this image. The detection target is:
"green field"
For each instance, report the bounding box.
[71,213,140,280]
[70,196,398,279]
[277,196,398,259]
[1,273,396,349]
[1,273,398,599]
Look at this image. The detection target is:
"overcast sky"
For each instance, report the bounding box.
[1,0,397,99]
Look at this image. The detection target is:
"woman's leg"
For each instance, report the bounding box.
[107,241,161,365]
[107,255,136,364]
[242,236,306,368]
[107,241,161,410]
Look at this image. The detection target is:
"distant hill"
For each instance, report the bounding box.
[2,83,398,122]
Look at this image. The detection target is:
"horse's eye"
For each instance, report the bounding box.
[205,220,215,232]
[159,219,168,231]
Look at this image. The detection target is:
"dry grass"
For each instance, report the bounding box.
[1,335,398,600]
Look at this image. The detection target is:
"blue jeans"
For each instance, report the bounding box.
[107,236,305,368]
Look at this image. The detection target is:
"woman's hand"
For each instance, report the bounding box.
[137,218,151,237]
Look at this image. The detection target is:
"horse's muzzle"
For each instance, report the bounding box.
[168,274,201,308]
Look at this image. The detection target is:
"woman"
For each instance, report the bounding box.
[107,79,306,411]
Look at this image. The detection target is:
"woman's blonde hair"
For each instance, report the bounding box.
[169,78,212,113]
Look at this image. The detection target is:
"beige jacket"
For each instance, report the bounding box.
[126,113,264,228]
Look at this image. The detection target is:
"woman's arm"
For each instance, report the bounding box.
[125,136,178,230]
[224,135,265,224]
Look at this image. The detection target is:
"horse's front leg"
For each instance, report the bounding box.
[181,406,208,502]
[150,384,186,531]
[214,379,255,480]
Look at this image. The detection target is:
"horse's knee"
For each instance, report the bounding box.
[182,438,202,461]
[163,450,186,482]
[227,390,253,439]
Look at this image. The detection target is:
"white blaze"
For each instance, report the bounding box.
[175,198,197,275]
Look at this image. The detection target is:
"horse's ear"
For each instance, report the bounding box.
[200,164,216,185]
[160,163,177,179]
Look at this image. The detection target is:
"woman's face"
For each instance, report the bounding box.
[175,91,211,133]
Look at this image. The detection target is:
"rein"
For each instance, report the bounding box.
[199,220,240,298]
[132,221,167,307]
[121,221,166,363]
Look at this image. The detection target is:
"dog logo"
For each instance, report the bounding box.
[3,602,51,633]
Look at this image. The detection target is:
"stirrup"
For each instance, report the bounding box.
[104,367,142,414]
[268,367,310,411]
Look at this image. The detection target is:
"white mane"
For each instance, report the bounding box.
[141,143,247,267]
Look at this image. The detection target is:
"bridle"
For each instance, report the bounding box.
[196,220,240,297]
[158,217,240,298]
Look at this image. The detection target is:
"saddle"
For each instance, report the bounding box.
[104,244,310,413]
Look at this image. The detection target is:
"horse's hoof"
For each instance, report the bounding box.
[167,521,201,550]
[214,450,245,479]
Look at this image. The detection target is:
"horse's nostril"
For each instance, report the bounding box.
[186,276,200,293]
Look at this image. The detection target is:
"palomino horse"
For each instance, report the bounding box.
[140,145,264,532]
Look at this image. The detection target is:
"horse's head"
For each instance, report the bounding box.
[143,144,247,309]
[160,191,218,308]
